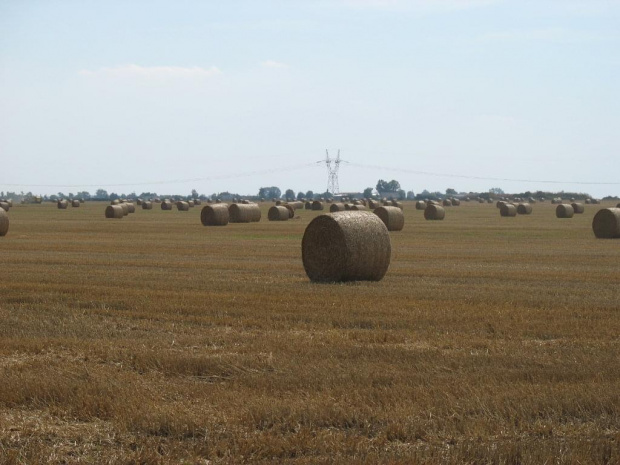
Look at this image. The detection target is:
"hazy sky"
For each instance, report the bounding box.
[1,0,619,197]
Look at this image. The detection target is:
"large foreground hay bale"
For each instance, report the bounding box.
[229,203,261,223]
[424,204,445,220]
[571,202,585,214]
[105,205,124,218]
[57,200,68,209]
[0,202,9,212]
[177,201,189,211]
[201,204,229,226]
[517,203,532,215]
[373,206,404,231]
[415,201,426,210]
[302,212,391,282]
[592,208,620,238]
[500,203,517,217]
[268,205,290,221]
[0,209,8,236]
[330,203,346,213]
[71,199,80,208]
[312,201,324,211]
[556,204,574,218]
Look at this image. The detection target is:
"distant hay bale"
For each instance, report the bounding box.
[188,200,195,207]
[368,200,380,209]
[496,201,504,209]
[330,203,346,212]
[142,201,153,210]
[275,200,282,206]
[556,204,574,218]
[517,203,532,215]
[592,199,600,204]
[119,203,129,216]
[305,201,312,210]
[500,203,517,217]
[351,204,367,211]
[268,205,290,221]
[111,199,120,205]
[177,201,189,211]
[125,203,135,213]
[592,208,620,239]
[137,199,143,206]
[487,199,493,204]
[478,198,485,203]
[7,199,13,207]
[443,199,452,207]
[344,203,353,211]
[0,209,9,236]
[229,203,261,223]
[451,199,460,206]
[105,205,124,218]
[415,201,426,210]
[290,201,304,210]
[352,200,362,205]
[424,204,445,220]
[393,201,403,210]
[161,201,172,210]
[312,201,324,211]
[241,199,250,204]
[374,206,404,231]
[571,202,585,214]
[71,199,80,208]
[283,204,295,218]
[201,204,229,226]
[585,198,591,204]
[570,197,575,202]
[301,211,391,282]
[57,200,68,209]
[216,198,222,203]
[0,202,9,212]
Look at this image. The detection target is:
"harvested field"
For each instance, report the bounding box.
[0,201,619,464]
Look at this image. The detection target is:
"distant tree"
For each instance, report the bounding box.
[57,192,65,199]
[305,190,314,200]
[109,192,120,200]
[284,189,295,201]
[95,189,109,199]
[376,179,401,194]
[406,190,415,200]
[191,189,199,199]
[258,186,281,199]
[297,191,305,200]
[76,191,91,200]
[363,187,374,199]
[489,187,505,195]
[446,188,457,195]
[397,189,406,200]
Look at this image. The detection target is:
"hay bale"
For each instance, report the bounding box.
[442,199,452,207]
[268,206,290,221]
[125,203,135,213]
[137,199,143,206]
[592,208,620,238]
[229,203,261,223]
[351,204,367,211]
[142,201,153,210]
[330,203,346,213]
[0,209,9,236]
[291,201,304,210]
[57,200,68,209]
[188,200,195,208]
[177,201,189,211]
[105,205,124,218]
[161,201,172,211]
[571,202,585,214]
[7,199,13,207]
[71,199,80,207]
[393,201,403,210]
[373,206,404,231]
[500,203,517,217]
[517,203,532,215]
[275,200,282,206]
[201,204,229,226]
[0,202,9,212]
[194,199,202,206]
[305,202,313,210]
[424,204,445,220]
[556,204,574,218]
[301,211,391,282]
[312,201,324,211]
[119,203,129,216]
[283,204,295,218]
[344,203,353,211]
[415,201,427,210]
[451,199,461,206]
[478,198,485,203]
[241,199,250,204]
[368,200,380,209]
[111,199,120,205]
[487,199,493,204]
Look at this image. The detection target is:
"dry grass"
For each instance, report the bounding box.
[1,201,619,464]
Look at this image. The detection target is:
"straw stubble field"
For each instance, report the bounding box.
[0,201,619,464]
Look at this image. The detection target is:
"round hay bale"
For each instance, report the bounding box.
[570,197,575,202]
[137,199,143,206]
[268,206,290,221]
[111,199,120,205]
[351,204,367,211]
[368,200,380,209]
[283,204,295,218]
[330,203,346,213]
[592,199,600,204]
[0,202,9,212]
[352,200,362,206]
[374,206,404,231]
[312,201,324,211]
[0,209,9,236]
[393,201,403,210]
[275,200,282,206]
[424,204,445,220]
[105,205,124,218]
[241,199,250,204]
[229,203,261,223]
[57,200,68,209]
[487,199,493,204]
[571,202,585,214]
[71,199,80,207]
[216,198,222,203]
[194,199,202,206]
[125,203,135,213]
[344,203,353,211]
[201,204,229,226]
[188,200,195,208]
[617,203,620,208]
[119,203,129,216]
[478,198,485,203]
[592,208,620,239]
[451,199,461,206]
[556,204,574,218]
[305,201,313,210]
[442,199,452,207]
[500,203,517,217]
[496,200,504,209]
[161,201,172,210]
[142,201,153,210]
[415,201,426,210]
[302,212,391,283]
[517,203,532,215]
[177,201,189,211]
[7,199,13,207]
[291,201,304,210]
[585,198,591,204]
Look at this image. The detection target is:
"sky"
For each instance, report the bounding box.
[1,0,619,198]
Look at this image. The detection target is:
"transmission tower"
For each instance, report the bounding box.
[324,149,342,195]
